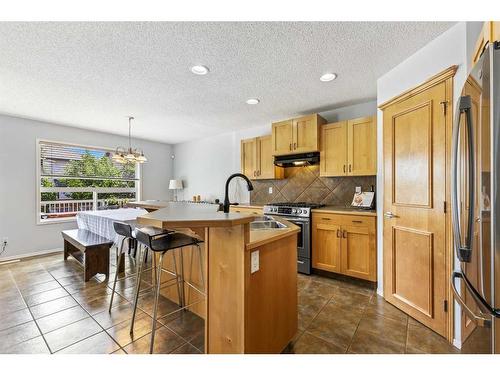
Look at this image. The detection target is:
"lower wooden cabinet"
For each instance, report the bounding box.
[312,212,377,281]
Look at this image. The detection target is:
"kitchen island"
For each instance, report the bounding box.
[130,201,299,354]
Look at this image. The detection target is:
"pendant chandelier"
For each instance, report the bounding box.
[112,116,147,164]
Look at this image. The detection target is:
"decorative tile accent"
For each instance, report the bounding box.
[250,165,376,206]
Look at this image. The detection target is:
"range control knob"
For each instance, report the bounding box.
[297,209,302,214]
[292,208,297,214]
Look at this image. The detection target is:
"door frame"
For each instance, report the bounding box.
[379,65,458,343]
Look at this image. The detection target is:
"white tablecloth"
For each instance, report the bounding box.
[76,208,148,246]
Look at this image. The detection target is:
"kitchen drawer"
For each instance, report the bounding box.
[312,212,343,226]
[341,215,376,229]
[230,206,263,215]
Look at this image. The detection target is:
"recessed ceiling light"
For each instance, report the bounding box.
[320,73,337,82]
[191,65,209,75]
[246,98,260,105]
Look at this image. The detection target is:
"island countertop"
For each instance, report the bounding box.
[136,202,254,229]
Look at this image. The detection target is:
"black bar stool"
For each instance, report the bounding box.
[108,222,167,312]
[130,227,205,354]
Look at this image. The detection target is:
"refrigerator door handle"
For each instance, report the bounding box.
[451,271,492,327]
[451,95,475,263]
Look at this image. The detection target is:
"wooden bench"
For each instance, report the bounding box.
[62,229,114,281]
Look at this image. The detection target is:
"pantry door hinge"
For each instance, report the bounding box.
[440,101,448,116]
[444,299,448,312]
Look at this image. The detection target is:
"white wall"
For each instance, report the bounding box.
[172,100,377,203]
[0,114,173,260]
[376,21,485,347]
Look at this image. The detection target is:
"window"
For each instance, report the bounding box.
[37,140,141,223]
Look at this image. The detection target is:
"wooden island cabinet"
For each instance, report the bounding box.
[130,201,299,354]
[312,209,377,282]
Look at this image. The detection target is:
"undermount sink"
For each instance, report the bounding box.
[250,220,287,231]
[251,215,275,221]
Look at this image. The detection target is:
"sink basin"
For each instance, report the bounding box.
[250,220,287,230]
[251,215,275,221]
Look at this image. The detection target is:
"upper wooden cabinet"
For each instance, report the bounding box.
[320,115,377,177]
[271,114,326,156]
[241,135,284,180]
[472,21,500,65]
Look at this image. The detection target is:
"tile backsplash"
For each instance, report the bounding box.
[250,165,376,207]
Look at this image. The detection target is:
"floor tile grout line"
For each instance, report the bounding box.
[344,294,371,354]
[11,271,53,354]
[48,268,126,353]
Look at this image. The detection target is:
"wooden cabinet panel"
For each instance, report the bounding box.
[257,135,284,180]
[341,224,376,281]
[272,114,325,156]
[320,121,348,177]
[241,136,283,180]
[312,222,341,273]
[271,120,293,156]
[241,138,257,179]
[347,116,377,176]
[293,114,323,153]
[312,212,376,281]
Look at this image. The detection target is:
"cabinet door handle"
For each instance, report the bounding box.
[336,229,341,237]
[253,171,256,177]
[343,165,346,173]
[342,230,347,238]
[349,164,352,173]
[294,142,297,149]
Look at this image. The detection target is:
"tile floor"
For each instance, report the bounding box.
[0,251,459,354]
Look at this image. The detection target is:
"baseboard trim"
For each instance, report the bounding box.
[0,248,62,263]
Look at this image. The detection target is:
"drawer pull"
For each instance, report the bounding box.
[321,217,331,221]
[352,220,363,223]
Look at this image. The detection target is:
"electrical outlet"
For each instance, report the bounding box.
[268,187,273,194]
[251,250,259,273]
[2,237,7,245]
[355,186,362,194]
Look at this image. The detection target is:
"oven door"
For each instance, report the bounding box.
[286,217,310,259]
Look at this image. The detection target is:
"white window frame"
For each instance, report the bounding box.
[36,138,142,225]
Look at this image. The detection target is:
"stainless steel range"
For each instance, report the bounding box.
[263,202,323,274]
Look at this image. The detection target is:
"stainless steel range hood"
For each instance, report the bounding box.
[274,152,319,167]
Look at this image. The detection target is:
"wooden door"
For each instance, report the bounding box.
[312,214,342,273]
[292,115,319,153]
[347,116,377,176]
[382,77,451,337]
[320,121,348,177]
[241,138,257,179]
[271,120,293,156]
[257,135,276,179]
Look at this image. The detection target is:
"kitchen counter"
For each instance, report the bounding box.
[130,200,298,354]
[312,205,377,217]
[136,202,254,229]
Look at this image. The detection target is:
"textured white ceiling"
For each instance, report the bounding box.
[0,22,455,144]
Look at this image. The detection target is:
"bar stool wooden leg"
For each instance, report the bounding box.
[150,252,165,354]
[130,245,147,334]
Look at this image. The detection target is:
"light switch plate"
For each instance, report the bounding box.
[355,186,362,194]
[251,250,259,273]
[268,187,273,194]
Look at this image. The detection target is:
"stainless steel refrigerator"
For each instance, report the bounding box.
[451,42,500,354]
